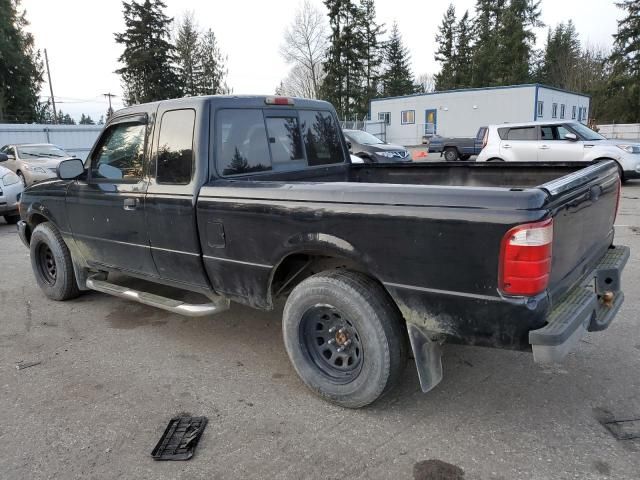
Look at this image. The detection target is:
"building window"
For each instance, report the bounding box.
[537,101,544,117]
[401,110,415,125]
[582,107,588,122]
[572,106,576,120]
[378,112,390,125]
[552,103,558,119]
[560,104,565,119]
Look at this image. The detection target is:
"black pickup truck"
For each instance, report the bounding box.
[16,96,629,408]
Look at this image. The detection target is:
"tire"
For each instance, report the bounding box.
[443,148,459,162]
[30,222,80,301]
[460,154,471,161]
[17,171,26,187]
[487,158,505,162]
[282,270,408,408]
[616,162,626,184]
[360,155,374,164]
[4,214,19,225]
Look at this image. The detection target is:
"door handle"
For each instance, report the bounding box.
[539,145,550,150]
[123,198,139,211]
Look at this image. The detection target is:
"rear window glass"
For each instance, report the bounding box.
[505,127,537,141]
[216,109,271,176]
[157,109,195,184]
[265,116,305,169]
[299,110,344,166]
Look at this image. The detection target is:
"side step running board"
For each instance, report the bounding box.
[86,275,230,317]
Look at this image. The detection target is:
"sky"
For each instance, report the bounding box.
[21,0,623,122]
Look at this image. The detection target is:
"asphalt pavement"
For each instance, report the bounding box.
[1,183,639,479]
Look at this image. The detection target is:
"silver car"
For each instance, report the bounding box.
[0,157,24,224]
[0,143,73,187]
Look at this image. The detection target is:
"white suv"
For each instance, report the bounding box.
[477,120,640,181]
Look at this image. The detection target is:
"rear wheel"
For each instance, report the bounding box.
[282,270,408,408]
[444,147,459,162]
[30,222,80,301]
[4,214,19,225]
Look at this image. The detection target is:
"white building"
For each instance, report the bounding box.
[0,124,103,159]
[369,84,591,146]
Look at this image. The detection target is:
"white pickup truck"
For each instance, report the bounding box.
[477,120,640,181]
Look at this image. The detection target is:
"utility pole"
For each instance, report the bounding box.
[103,92,116,119]
[44,49,57,124]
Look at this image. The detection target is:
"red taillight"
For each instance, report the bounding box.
[265,96,294,106]
[499,219,553,296]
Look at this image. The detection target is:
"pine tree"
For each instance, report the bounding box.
[56,110,76,125]
[471,0,506,87]
[537,21,580,89]
[175,13,202,97]
[434,4,457,91]
[199,29,230,95]
[380,22,416,97]
[114,0,181,105]
[496,0,542,85]
[359,0,385,114]
[0,0,43,123]
[321,0,367,119]
[98,115,105,125]
[453,11,474,88]
[79,114,95,125]
[608,0,640,122]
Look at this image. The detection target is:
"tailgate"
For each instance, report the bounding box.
[541,161,620,300]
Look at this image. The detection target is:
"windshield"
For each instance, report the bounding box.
[570,123,606,141]
[345,130,384,145]
[17,145,69,158]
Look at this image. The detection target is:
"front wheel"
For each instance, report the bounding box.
[282,270,408,408]
[444,147,459,162]
[30,222,80,301]
[4,214,19,225]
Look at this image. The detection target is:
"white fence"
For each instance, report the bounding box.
[0,124,103,159]
[598,123,640,140]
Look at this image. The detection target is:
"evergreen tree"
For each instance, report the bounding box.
[608,0,640,122]
[98,115,105,125]
[470,0,505,87]
[537,21,581,89]
[321,0,367,119]
[359,0,385,113]
[496,0,542,85]
[114,0,181,105]
[380,22,416,97]
[0,0,43,123]
[79,114,95,125]
[56,110,76,125]
[453,10,474,88]
[199,29,230,95]
[175,13,202,97]
[434,4,457,90]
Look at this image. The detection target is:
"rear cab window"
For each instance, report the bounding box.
[156,109,196,184]
[215,108,345,177]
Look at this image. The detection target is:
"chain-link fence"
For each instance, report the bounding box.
[339,120,387,142]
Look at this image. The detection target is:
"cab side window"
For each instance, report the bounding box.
[216,109,271,176]
[157,109,195,184]
[91,122,146,181]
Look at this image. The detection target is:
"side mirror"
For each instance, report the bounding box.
[0,153,7,162]
[346,141,352,150]
[564,133,578,141]
[57,158,85,180]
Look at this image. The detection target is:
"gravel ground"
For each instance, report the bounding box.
[1,182,639,480]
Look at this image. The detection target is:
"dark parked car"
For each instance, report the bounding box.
[428,126,488,161]
[343,129,411,163]
[16,95,629,408]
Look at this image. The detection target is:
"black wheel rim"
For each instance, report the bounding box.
[299,305,363,383]
[37,243,57,285]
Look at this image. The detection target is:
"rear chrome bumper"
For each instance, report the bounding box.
[529,245,630,363]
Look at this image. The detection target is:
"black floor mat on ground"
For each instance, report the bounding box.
[151,416,208,460]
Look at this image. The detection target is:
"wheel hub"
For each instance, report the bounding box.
[300,305,363,383]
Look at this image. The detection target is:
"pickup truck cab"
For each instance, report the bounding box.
[427,127,487,161]
[16,96,629,408]
[476,120,640,181]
